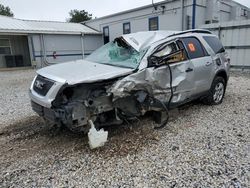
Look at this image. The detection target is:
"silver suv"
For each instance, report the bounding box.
[29,29,230,132]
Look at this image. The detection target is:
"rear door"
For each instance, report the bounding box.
[181,37,213,94]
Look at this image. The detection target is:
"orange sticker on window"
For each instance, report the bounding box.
[188,43,196,52]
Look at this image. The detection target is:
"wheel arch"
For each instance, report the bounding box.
[215,70,228,84]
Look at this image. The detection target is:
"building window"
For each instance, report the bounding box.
[241,8,248,17]
[0,39,11,55]
[205,20,211,24]
[149,17,159,31]
[103,26,110,44]
[123,22,131,34]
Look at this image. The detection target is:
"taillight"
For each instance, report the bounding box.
[224,52,230,65]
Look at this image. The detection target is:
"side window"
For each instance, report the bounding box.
[149,17,159,31]
[103,26,110,44]
[149,42,187,66]
[154,42,178,57]
[203,36,225,54]
[177,40,188,57]
[0,39,11,55]
[123,22,131,34]
[182,37,206,59]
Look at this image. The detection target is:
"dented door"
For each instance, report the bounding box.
[150,59,195,103]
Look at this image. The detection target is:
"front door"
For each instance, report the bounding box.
[148,41,195,104]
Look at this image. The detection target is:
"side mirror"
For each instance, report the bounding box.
[147,55,159,67]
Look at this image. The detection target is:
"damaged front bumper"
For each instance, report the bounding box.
[31,101,56,122]
[31,100,89,130]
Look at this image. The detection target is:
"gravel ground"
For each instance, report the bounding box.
[0,69,249,188]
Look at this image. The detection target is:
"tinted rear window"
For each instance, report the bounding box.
[182,37,206,59]
[203,36,225,54]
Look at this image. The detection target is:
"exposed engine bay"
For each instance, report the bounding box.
[52,79,117,132]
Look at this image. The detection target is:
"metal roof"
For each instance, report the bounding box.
[83,0,175,24]
[0,15,101,35]
[84,0,249,24]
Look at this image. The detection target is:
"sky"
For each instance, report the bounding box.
[1,0,250,22]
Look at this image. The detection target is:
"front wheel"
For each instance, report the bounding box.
[202,77,226,105]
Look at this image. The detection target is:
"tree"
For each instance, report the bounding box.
[67,9,92,23]
[0,4,14,17]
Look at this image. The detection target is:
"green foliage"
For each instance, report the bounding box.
[0,4,14,17]
[67,9,92,23]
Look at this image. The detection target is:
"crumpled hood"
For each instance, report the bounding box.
[37,60,133,85]
[122,30,178,52]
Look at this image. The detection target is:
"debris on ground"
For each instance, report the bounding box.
[88,120,108,149]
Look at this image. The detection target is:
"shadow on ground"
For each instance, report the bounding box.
[0,100,208,162]
[0,114,160,161]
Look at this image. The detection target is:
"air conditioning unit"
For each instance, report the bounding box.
[4,55,24,67]
[5,55,16,67]
[15,55,24,67]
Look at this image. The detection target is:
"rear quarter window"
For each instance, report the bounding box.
[203,36,225,54]
[182,37,206,59]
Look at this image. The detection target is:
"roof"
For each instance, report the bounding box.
[0,15,101,35]
[122,29,212,52]
[122,30,177,52]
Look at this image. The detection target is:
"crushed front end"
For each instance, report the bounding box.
[30,74,118,132]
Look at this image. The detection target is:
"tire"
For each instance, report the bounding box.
[202,76,226,105]
[43,118,63,135]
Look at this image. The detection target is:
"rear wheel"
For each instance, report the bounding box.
[202,77,226,105]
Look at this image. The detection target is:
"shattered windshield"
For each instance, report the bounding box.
[86,38,145,69]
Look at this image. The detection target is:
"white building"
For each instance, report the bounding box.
[201,19,250,68]
[0,15,102,68]
[84,0,249,43]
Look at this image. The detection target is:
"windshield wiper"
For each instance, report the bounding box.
[100,62,133,69]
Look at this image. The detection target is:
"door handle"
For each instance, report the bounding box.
[206,61,212,66]
[185,68,193,72]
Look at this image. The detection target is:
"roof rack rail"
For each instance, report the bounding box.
[168,29,212,38]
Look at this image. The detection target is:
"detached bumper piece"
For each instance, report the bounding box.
[31,101,56,121]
